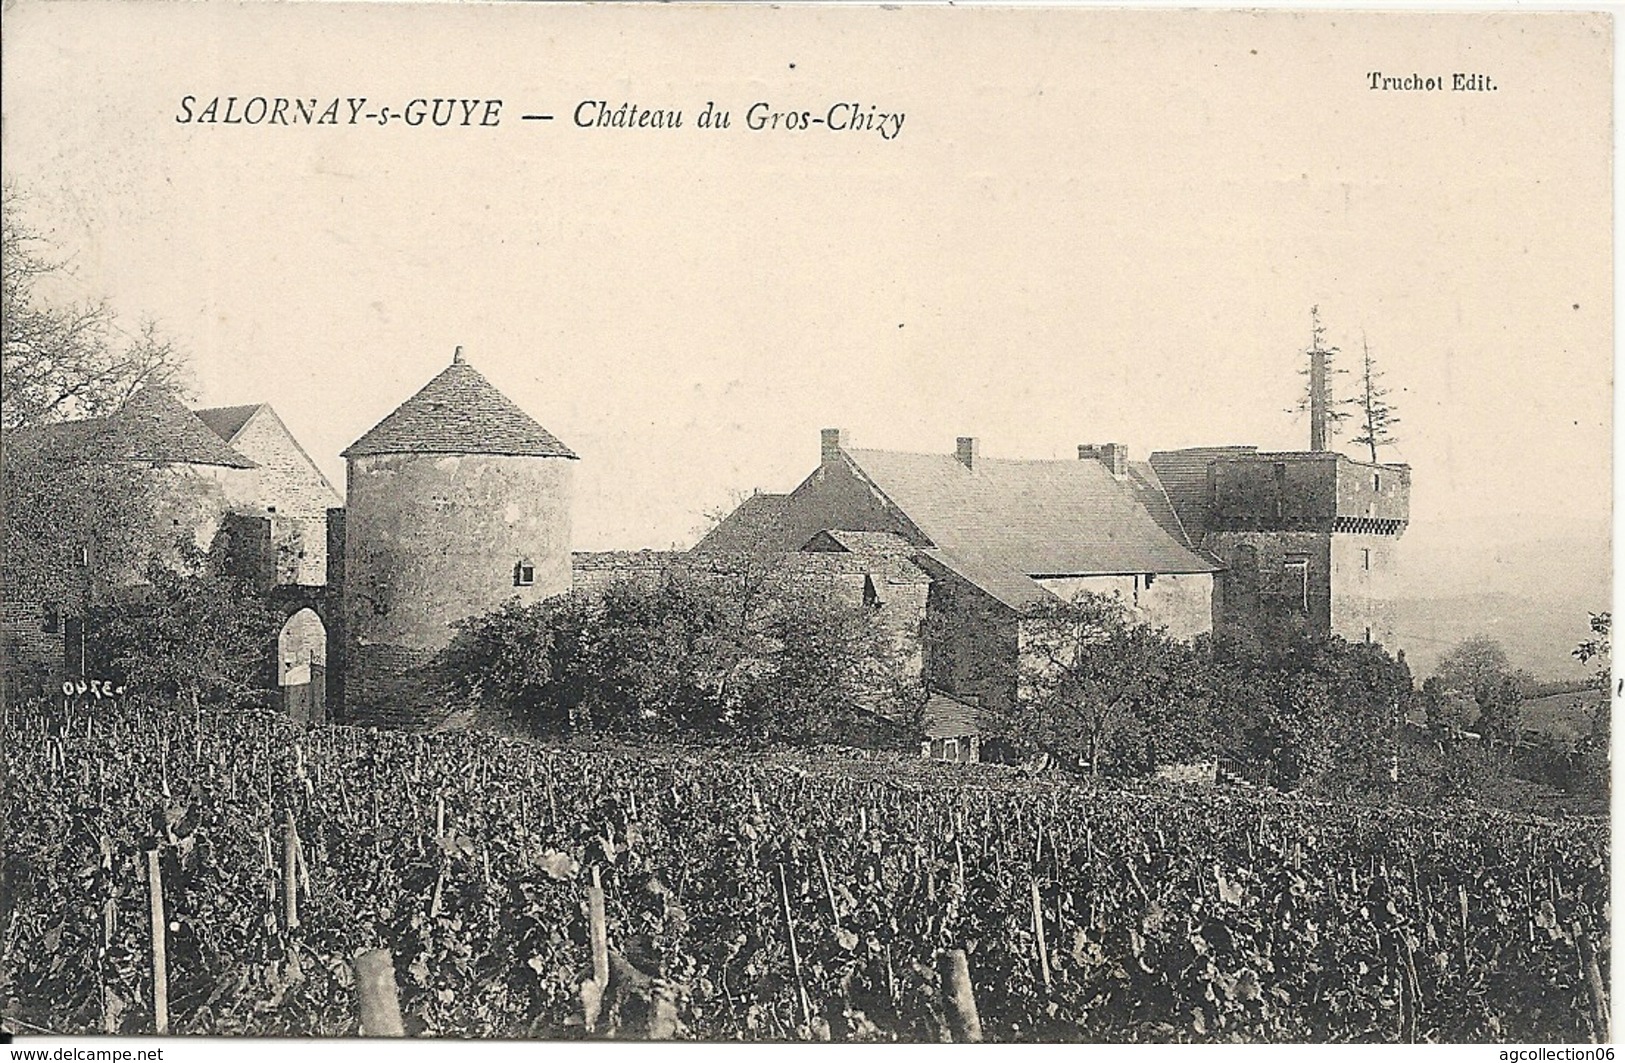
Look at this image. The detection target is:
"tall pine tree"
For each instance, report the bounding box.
[1350,332,1401,462]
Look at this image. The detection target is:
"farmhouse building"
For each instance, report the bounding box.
[695,429,1220,714]
[696,428,1410,721]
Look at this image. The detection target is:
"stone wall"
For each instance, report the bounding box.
[1333,458,1411,524]
[226,409,343,585]
[1031,571,1214,640]
[1328,533,1404,648]
[1212,456,1339,529]
[1207,530,1333,637]
[1,598,62,700]
[570,550,686,595]
[922,562,1020,716]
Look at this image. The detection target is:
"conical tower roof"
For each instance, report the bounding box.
[342,350,577,459]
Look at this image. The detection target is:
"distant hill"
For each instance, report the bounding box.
[1390,593,1601,681]
[1387,514,1610,681]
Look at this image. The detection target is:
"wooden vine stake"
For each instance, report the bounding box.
[353,949,406,1037]
[145,847,169,1035]
[817,849,841,931]
[1031,879,1052,990]
[1576,922,1611,1042]
[100,835,117,1034]
[937,949,983,1043]
[776,863,814,1031]
[587,866,610,990]
[284,811,300,931]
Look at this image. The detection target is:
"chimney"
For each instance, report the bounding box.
[821,428,846,464]
[453,345,465,365]
[1309,347,1328,452]
[1079,443,1128,477]
[956,436,980,470]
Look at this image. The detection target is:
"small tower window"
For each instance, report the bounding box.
[1283,553,1311,613]
[514,560,535,587]
[1374,474,1382,492]
[1362,548,1372,571]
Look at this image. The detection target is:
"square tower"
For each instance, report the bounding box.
[1201,452,1410,646]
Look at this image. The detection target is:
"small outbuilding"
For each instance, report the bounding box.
[920,690,981,764]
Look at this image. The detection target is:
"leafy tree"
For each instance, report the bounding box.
[85,545,283,711]
[1434,634,1533,744]
[438,558,912,745]
[1350,332,1401,463]
[1435,635,1512,701]
[436,594,592,733]
[1474,674,1525,752]
[1206,628,1410,796]
[1572,611,1611,753]
[730,580,907,743]
[2,185,201,693]
[1008,593,1208,776]
[1567,612,1611,800]
[1418,674,1469,740]
[2,438,163,611]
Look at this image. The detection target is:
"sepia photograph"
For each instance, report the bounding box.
[0,1,1614,1051]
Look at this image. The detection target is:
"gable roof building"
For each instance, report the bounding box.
[197,403,343,504]
[13,386,258,469]
[697,429,1217,614]
[694,428,1222,720]
[197,402,344,586]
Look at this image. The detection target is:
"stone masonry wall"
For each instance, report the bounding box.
[226,410,343,585]
[1031,572,1214,640]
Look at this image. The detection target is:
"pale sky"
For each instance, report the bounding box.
[2,4,1612,575]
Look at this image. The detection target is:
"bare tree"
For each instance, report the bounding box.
[2,183,191,431]
[1350,331,1401,463]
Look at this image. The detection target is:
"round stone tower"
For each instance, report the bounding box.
[339,347,577,728]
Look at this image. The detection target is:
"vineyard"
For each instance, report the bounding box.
[0,700,1611,1042]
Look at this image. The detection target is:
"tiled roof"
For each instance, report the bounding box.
[1147,446,1258,538]
[844,448,1219,579]
[342,358,577,459]
[916,549,1055,611]
[691,492,795,554]
[922,691,981,739]
[194,403,263,442]
[12,387,257,469]
[1127,461,1200,551]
